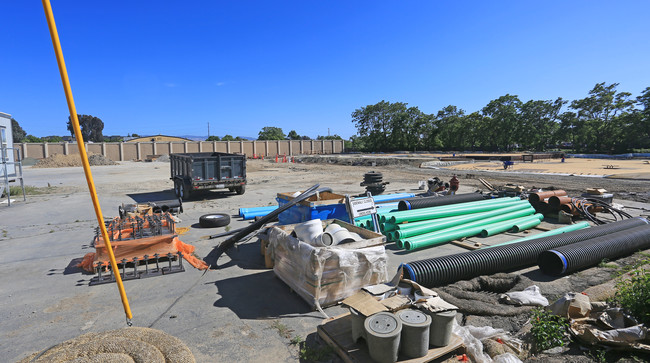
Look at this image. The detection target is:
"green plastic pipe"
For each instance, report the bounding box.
[389,198,527,224]
[383,222,397,232]
[387,197,522,223]
[406,206,535,244]
[480,214,543,237]
[394,201,532,240]
[512,217,543,232]
[486,221,591,248]
[402,207,536,250]
[380,197,520,223]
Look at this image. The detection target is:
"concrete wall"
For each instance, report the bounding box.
[13,139,345,161]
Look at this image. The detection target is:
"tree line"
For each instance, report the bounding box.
[350,82,650,153]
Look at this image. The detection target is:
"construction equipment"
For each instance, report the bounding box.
[79,211,208,285]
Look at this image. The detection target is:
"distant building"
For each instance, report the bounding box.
[126,135,193,143]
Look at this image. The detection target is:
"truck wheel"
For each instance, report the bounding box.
[199,213,231,228]
[235,185,246,195]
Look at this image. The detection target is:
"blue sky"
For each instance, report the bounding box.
[1,1,649,139]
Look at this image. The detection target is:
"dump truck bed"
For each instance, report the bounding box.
[170,152,246,199]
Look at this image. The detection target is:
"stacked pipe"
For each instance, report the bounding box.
[401,217,649,287]
[528,190,566,214]
[397,193,486,211]
[367,197,545,251]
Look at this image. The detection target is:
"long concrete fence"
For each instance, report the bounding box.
[13,139,345,161]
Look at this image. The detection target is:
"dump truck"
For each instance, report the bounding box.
[170,152,246,200]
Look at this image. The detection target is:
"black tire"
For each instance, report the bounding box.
[199,213,231,228]
[235,185,246,195]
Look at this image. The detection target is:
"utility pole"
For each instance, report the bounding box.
[328,128,330,137]
[207,122,210,137]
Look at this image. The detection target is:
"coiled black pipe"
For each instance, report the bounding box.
[538,224,650,276]
[397,193,486,211]
[401,217,649,287]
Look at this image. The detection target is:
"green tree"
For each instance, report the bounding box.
[627,87,650,150]
[481,94,522,151]
[258,127,285,140]
[221,134,235,141]
[518,98,565,151]
[43,136,63,142]
[568,82,634,152]
[11,118,26,142]
[131,133,140,137]
[316,134,343,140]
[287,130,301,140]
[66,114,104,142]
[23,135,42,142]
[206,135,220,141]
[351,100,431,151]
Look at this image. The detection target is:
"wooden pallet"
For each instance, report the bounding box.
[318,313,464,363]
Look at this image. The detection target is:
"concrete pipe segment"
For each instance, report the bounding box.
[396,309,431,358]
[364,312,402,363]
[429,310,457,347]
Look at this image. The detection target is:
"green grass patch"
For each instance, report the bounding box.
[1,185,57,197]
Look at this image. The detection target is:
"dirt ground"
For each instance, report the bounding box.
[2,155,649,362]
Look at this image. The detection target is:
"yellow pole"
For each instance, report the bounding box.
[41,0,133,325]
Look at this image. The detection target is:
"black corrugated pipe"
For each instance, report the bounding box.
[538,224,650,276]
[401,217,649,287]
[397,193,486,211]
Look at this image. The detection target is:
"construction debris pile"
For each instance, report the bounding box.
[78,203,207,285]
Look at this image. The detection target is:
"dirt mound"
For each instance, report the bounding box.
[33,154,117,168]
[19,327,195,363]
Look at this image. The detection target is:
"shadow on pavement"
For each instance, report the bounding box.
[212,270,315,319]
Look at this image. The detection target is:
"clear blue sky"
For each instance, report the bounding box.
[2,1,649,139]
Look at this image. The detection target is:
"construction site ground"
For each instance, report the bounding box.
[2,155,649,362]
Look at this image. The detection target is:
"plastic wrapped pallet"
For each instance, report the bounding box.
[269,224,388,310]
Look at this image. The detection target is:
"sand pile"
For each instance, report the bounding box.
[19,327,195,363]
[33,153,117,168]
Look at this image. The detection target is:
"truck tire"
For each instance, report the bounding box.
[235,185,246,195]
[199,213,231,228]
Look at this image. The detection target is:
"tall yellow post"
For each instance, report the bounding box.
[41,0,133,325]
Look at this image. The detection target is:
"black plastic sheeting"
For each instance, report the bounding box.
[538,224,650,276]
[397,193,486,211]
[401,217,649,287]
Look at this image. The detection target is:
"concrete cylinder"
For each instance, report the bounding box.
[429,310,456,347]
[396,309,431,358]
[364,312,402,363]
[349,307,366,342]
